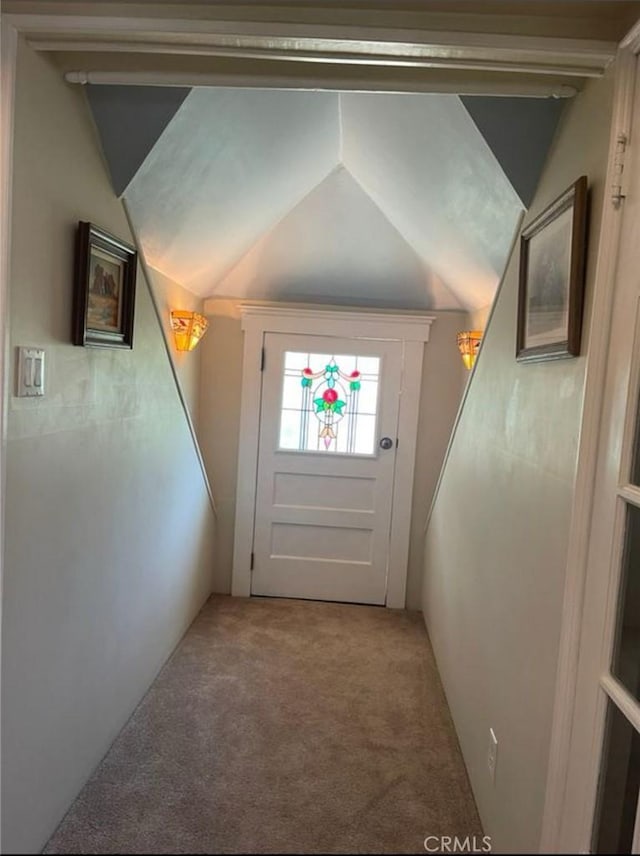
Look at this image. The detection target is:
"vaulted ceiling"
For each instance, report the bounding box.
[30,0,624,313]
[87,84,563,311]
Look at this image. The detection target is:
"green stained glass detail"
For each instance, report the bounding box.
[288,352,379,454]
[301,358,360,449]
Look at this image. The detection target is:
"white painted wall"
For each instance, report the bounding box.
[200,299,467,607]
[1,43,216,854]
[422,68,615,853]
[146,265,204,427]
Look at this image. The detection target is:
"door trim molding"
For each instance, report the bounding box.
[231,303,434,608]
[540,32,640,854]
[0,25,18,825]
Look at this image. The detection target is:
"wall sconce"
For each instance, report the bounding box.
[457,330,483,370]
[170,310,209,352]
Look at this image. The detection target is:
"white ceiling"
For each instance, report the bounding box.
[125,87,339,293]
[215,165,462,309]
[124,86,524,310]
[340,92,520,309]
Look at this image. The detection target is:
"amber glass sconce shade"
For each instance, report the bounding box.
[457,330,483,370]
[170,310,209,352]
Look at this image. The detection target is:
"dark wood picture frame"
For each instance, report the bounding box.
[73,221,137,348]
[516,175,588,363]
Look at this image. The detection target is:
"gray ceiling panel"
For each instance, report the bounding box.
[86,84,190,196]
[461,96,565,207]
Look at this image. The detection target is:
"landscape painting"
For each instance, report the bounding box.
[524,205,573,350]
[87,247,124,333]
[516,176,588,363]
[72,221,137,349]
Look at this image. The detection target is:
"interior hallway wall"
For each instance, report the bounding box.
[199,299,468,608]
[146,265,204,428]
[422,68,615,852]
[2,42,216,854]
[469,303,492,331]
[198,300,245,596]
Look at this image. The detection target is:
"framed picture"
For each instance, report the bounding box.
[72,221,137,348]
[516,175,588,363]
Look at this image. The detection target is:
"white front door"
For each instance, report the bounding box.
[251,332,402,604]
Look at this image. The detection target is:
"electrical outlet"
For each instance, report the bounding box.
[487,728,498,784]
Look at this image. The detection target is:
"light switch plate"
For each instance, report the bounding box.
[17,347,45,397]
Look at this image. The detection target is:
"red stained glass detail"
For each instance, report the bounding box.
[295,355,375,452]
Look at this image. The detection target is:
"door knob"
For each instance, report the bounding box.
[379,437,394,450]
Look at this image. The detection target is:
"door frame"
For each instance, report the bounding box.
[540,21,640,854]
[231,303,434,608]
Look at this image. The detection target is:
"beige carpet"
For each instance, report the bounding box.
[44,596,481,854]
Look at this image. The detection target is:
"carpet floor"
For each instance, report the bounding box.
[44,595,482,854]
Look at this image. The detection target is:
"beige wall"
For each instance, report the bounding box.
[2,42,216,854]
[200,299,468,607]
[407,310,470,608]
[469,303,493,331]
[199,300,245,595]
[422,69,615,852]
[146,265,204,427]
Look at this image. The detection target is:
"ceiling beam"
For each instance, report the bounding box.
[62,68,579,98]
[2,2,637,42]
[49,46,587,97]
[7,12,617,80]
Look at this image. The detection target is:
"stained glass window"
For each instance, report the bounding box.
[279,351,381,454]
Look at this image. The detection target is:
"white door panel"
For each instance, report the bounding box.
[272,472,376,511]
[251,332,402,604]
